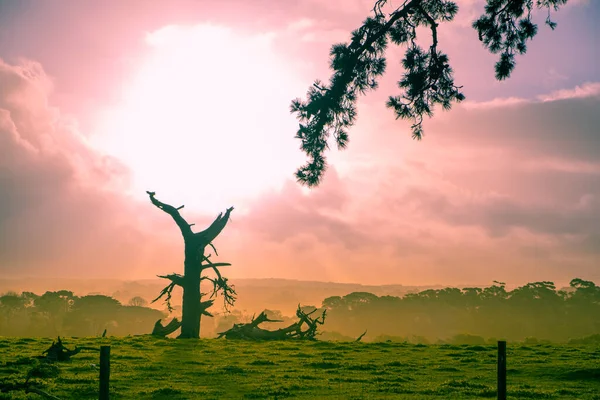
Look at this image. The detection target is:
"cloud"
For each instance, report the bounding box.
[235,169,368,249]
[461,81,600,109]
[242,77,599,285]
[2,51,599,287]
[277,82,600,284]
[565,0,591,6]
[461,97,528,110]
[399,186,600,238]
[522,158,600,175]
[537,82,600,102]
[438,89,600,166]
[0,58,179,278]
[287,18,315,32]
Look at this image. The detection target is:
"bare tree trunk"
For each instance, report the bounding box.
[179,248,203,338]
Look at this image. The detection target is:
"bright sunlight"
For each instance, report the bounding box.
[92,24,305,212]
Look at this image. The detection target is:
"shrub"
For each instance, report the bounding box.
[449,334,486,345]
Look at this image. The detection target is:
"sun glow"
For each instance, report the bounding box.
[92,24,305,212]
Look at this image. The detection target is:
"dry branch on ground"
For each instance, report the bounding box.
[218,306,327,340]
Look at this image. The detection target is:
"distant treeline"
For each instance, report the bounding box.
[0,291,164,337]
[2,279,599,342]
[320,279,600,343]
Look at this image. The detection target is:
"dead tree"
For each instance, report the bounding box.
[147,191,235,339]
[218,305,327,340]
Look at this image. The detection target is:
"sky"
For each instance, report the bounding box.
[0,0,599,286]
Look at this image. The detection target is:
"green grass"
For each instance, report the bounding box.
[0,337,599,399]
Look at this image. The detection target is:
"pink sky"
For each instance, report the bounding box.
[0,0,599,286]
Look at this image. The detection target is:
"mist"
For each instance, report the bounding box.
[1,278,597,343]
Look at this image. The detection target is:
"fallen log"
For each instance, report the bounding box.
[42,337,82,361]
[42,337,99,362]
[218,305,326,340]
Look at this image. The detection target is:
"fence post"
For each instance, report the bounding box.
[497,340,506,400]
[99,345,110,400]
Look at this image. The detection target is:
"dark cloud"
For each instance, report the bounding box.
[400,186,600,240]
[368,94,600,261]
[431,96,600,163]
[224,87,600,283]
[1,15,599,285]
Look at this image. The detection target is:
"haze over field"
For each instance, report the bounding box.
[0,277,430,316]
[1,0,599,287]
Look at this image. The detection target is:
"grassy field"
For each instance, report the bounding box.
[1,336,599,399]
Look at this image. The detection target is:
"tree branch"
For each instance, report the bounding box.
[355,330,368,342]
[315,0,421,133]
[146,191,193,238]
[417,5,438,61]
[152,274,184,312]
[201,255,236,309]
[194,206,234,246]
[158,273,185,286]
[199,299,215,317]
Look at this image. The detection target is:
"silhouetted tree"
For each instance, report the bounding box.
[0,292,37,335]
[147,191,235,338]
[569,278,600,303]
[65,295,121,336]
[0,291,165,337]
[33,291,74,335]
[291,0,569,186]
[127,296,148,307]
[319,278,600,342]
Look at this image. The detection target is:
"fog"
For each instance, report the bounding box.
[1,278,597,343]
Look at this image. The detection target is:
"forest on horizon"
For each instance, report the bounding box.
[1,278,598,343]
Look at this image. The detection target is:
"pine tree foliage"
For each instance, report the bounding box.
[291,0,569,186]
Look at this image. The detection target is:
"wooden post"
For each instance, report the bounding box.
[99,345,110,400]
[497,340,506,400]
